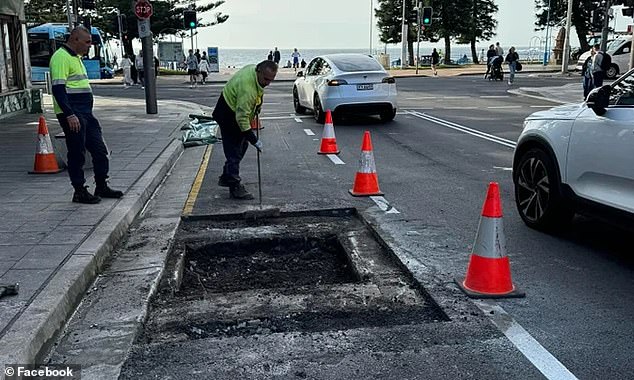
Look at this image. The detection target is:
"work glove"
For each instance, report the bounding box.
[253,140,263,152]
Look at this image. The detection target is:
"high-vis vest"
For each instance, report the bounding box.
[49,46,92,114]
[221,64,263,132]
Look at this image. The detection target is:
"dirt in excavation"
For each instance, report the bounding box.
[181,235,358,295]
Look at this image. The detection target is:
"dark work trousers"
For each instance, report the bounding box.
[56,101,109,188]
[213,94,249,186]
[592,71,604,89]
[583,76,593,99]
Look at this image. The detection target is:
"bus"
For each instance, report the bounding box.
[27,23,114,82]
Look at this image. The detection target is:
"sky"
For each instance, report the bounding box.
[194,0,633,50]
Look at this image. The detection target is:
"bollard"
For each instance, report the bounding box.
[45,71,52,94]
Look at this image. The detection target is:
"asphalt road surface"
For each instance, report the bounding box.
[88,74,634,379]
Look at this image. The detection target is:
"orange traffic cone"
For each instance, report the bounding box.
[349,131,383,197]
[317,110,340,155]
[455,182,524,298]
[29,116,63,174]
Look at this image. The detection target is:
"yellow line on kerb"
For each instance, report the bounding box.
[183,145,213,215]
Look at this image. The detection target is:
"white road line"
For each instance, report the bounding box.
[443,96,469,99]
[295,118,303,123]
[259,115,312,120]
[406,110,517,149]
[444,107,478,110]
[370,196,400,214]
[327,154,345,165]
[474,300,579,380]
[406,96,437,100]
[530,105,553,108]
[303,129,315,136]
[493,166,513,171]
[480,95,510,99]
[487,105,523,109]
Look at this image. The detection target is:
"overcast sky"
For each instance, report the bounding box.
[195,0,632,49]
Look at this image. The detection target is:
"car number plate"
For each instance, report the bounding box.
[357,84,373,91]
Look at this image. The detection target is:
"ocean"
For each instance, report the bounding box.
[214,46,540,68]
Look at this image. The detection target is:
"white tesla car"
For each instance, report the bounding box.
[513,68,634,231]
[292,53,398,123]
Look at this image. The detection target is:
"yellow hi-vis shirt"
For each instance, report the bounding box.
[221,64,263,132]
[49,45,92,114]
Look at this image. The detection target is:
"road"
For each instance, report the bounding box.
[51,74,634,379]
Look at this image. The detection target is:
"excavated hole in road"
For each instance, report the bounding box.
[143,210,448,343]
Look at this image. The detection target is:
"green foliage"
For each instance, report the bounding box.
[534,0,594,51]
[25,0,69,24]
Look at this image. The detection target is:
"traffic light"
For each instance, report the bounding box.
[408,9,418,23]
[421,7,433,26]
[82,0,95,10]
[184,10,197,29]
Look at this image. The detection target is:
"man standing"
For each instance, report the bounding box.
[273,47,281,65]
[212,60,278,199]
[135,50,144,88]
[120,54,133,88]
[49,26,123,204]
[495,42,504,57]
[186,49,199,88]
[591,44,605,89]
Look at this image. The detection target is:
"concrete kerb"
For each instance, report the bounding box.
[0,139,184,374]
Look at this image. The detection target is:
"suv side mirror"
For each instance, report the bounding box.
[586,84,610,116]
[296,71,303,77]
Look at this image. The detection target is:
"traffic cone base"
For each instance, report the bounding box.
[455,182,524,299]
[318,109,340,155]
[29,116,63,174]
[349,173,383,196]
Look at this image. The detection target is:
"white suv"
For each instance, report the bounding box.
[513,68,634,230]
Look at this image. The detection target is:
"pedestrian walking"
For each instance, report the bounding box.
[212,60,278,200]
[273,47,281,65]
[49,26,123,204]
[186,49,199,88]
[267,50,273,61]
[194,49,201,63]
[591,44,606,89]
[484,44,496,79]
[198,58,209,84]
[201,51,208,62]
[291,48,301,72]
[135,51,144,88]
[495,42,504,57]
[505,46,519,85]
[431,48,440,76]
[120,54,133,87]
[582,49,595,98]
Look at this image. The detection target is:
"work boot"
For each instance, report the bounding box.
[230,184,254,200]
[94,184,124,198]
[217,175,233,187]
[73,186,101,204]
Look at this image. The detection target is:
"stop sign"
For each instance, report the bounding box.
[134,0,153,19]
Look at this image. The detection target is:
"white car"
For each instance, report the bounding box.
[513,68,634,231]
[576,36,631,79]
[292,53,398,123]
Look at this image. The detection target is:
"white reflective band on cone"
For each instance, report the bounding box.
[37,134,55,154]
[472,215,507,259]
[358,151,377,174]
[322,123,336,138]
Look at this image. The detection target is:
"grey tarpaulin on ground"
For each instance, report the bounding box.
[181,116,220,147]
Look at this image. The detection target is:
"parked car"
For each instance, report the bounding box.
[292,53,397,123]
[512,68,634,231]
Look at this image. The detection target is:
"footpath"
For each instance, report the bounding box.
[0,92,211,371]
[0,66,581,373]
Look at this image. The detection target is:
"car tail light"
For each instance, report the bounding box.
[327,79,348,86]
[382,77,396,84]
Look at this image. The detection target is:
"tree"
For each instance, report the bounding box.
[421,0,472,64]
[455,0,498,64]
[25,0,69,24]
[534,0,595,53]
[375,0,419,65]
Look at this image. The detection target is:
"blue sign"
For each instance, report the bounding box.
[207,47,219,72]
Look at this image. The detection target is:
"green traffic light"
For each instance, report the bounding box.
[423,18,430,24]
[189,22,196,28]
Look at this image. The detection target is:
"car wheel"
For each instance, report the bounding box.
[606,64,619,79]
[513,148,574,231]
[313,93,325,123]
[380,108,396,122]
[293,87,307,114]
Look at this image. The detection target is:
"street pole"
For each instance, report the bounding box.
[543,0,551,66]
[416,6,420,75]
[117,8,125,61]
[600,0,611,52]
[561,0,573,74]
[630,14,634,69]
[190,28,194,52]
[66,0,73,29]
[369,0,373,55]
[401,0,407,68]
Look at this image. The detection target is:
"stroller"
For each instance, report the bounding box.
[487,55,504,81]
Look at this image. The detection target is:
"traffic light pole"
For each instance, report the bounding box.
[401,0,407,69]
[600,0,612,53]
[630,13,634,70]
[116,8,124,61]
[561,0,573,74]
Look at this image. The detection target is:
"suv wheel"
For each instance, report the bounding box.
[293,87,307,114]
[313,94,325,123]
[513,148,574,231]
[380,108,396,122]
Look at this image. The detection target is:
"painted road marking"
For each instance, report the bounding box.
[442,96,469,99]
[327,154,345,165]
[444,106,478,110]
[406,110,516,149]
[370,196,400,214]
[530,105,554,108]
[487,105,523,109]
[295,117,303,123]
[303,129,315,136]
[493,166,513,171]
[259,115,312,120]
[475,300,579,380]
[481,95,510,99]
[183,145,213,215]
[406,96,437,100]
